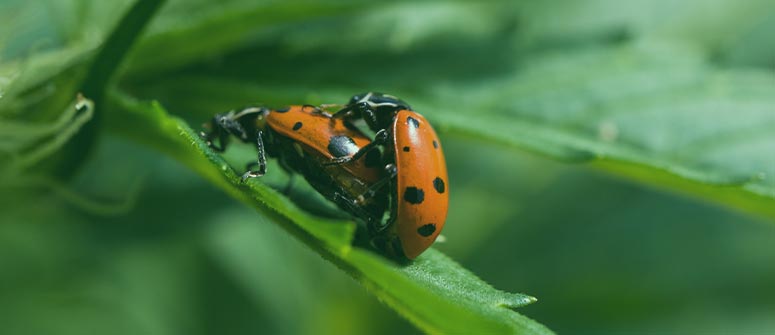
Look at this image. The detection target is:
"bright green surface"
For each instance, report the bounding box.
[2,0,775,334]
[106,92,548,334]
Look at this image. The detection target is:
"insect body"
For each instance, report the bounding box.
[332,93,449,259]
[201,105,388,226]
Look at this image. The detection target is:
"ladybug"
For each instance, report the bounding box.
[329,92,449,260]
[200,105,389,227]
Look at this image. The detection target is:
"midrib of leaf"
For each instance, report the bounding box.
[104,89,553,335]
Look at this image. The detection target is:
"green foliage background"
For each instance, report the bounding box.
[2,0,775,334]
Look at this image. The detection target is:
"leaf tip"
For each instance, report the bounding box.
[500,293,538,310]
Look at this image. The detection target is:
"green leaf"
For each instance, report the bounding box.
[127,38,775,222]
[124,1,366,78]
[81,0,167,102]
[0,0,165,178]
[0,97,94,176]
[516,0,775,51]
[105,90,553,335]
[0,0,133,110]
[418,40,775,220]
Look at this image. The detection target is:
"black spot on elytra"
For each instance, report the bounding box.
[275,106,290,113]
[417,224,436,237]
[432,140,438,149]
[292,122,303,131]
[402,146,410,152]
[364,149,381,168]
[407,116,420,128]
[403,187,424,204]
[328,135,359,158]
[433,177,445,193]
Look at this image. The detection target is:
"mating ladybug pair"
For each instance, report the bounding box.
[201,93,448,260]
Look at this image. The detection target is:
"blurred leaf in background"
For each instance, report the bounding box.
[2,0,775,334]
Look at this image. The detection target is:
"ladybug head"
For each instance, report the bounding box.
[216,106,271,140]
[348,92,412,132]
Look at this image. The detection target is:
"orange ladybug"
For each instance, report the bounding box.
[330,93,449,259]
[201,105,388,227]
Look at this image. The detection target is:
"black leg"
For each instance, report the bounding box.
[202,107,270,152]
[241,130,268,182]
[332,104,356,119]
[323,129,389,166]
[201,113,242,151]
[335,101,378,126]
[359,164,399,234]
[355,163,397,204]
[200,130,227,152]
[333,192,380,226]
[315,103,343,117]
[200,115,231,152]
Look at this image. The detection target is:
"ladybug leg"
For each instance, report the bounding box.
[356,164,397,204]
[266,152,297,194]
[323,129,389,166]
[365,165,399,235]
[202,111,255,151]
[338,101,379,126]
[332,98,374,120]
[200,129,228,152]
[200,115,231,152]
[241,130,268,182]
[333,192,381,227]
[331,105,356,119]
[314,103,343,117]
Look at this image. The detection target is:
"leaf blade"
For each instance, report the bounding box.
[418,41,775,220]
[105,90,553,335]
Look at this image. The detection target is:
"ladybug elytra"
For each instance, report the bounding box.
[201,105,388,227]
[202,93,449,260]
[330,92,449,259]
